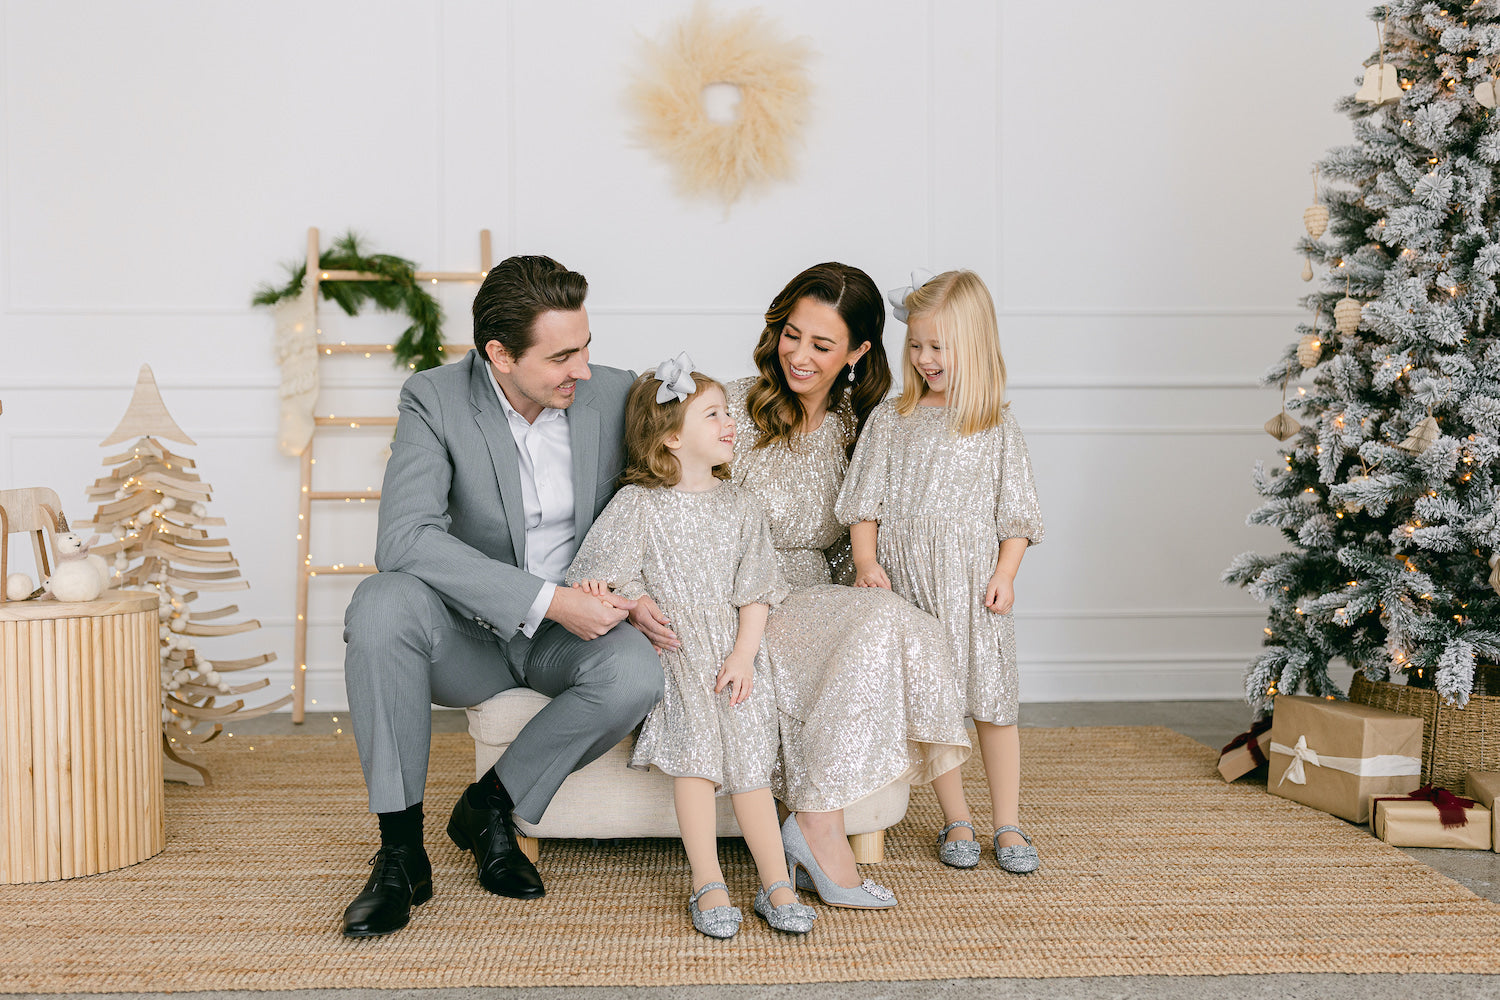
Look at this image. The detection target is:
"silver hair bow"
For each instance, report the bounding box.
[653,352,697,403]
[887,268,936,323]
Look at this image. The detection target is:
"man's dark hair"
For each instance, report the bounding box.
[472,255,588,361]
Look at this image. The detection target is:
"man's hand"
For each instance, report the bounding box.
[629,594,679,653]
[853,561,892,590]
[715,650,755,706]
[547,584,634,640]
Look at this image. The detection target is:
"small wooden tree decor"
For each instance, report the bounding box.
[83,365,289,784]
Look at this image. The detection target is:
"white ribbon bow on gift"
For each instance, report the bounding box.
[1271,734,1421,786]
[887,268,936,323]
[653,352,697,403]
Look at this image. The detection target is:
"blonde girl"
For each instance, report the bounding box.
[834,270,1045,873]
[566,355,816,936]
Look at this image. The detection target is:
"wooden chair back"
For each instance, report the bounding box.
[0,487,64,603]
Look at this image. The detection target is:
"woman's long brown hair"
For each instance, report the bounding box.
[745,262,892,458]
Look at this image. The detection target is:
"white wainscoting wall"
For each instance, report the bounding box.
[0,0,1370,711]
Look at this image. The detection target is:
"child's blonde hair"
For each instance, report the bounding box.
[894,269,1007,435]
[620,370,732,489]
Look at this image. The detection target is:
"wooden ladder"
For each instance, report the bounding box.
[292,226,490,722]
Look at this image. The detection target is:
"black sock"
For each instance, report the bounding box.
[469,768,508,808]
[377,802,424,851]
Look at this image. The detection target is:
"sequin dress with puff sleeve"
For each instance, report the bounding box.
[724,378,970,812]
[836,400,1044,725]
[565,482,785,795]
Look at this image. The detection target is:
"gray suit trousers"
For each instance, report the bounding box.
[343,571,664,824]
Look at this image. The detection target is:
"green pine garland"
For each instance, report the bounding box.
[252,232,447,372]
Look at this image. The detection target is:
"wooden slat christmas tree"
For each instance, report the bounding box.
[83,365,289,784]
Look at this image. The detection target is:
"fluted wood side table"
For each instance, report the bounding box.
[1,591,164,883]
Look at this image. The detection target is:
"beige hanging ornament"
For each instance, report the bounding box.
[1298,333,1322,368]
[1489,552,1500,596]
[1265,379,1301,442]
[1355,18,1400,105]
[1397,414,1441,455]
[1298,306,1324,368]
[1334,286,1362,336]
[1478,71,1498,108]
[1344,473,1371,514]
[1302,169,1326,282]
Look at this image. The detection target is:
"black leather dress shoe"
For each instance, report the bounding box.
[341,844,433,938]
[447,783,545,899]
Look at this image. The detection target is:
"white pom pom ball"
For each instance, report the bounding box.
[6,573,34,601]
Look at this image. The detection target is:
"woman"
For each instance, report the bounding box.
[729,263,971,907]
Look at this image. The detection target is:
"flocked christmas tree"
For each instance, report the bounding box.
[82,365,289,783]
[1228,2,1500,712]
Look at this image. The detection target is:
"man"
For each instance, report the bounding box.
[339,255,668,938]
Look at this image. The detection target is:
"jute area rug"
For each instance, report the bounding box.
[4,727,1500,993]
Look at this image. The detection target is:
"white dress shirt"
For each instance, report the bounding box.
[489,367,575,637]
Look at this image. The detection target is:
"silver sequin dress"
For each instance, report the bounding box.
[725,378,971,813]
[565,482,785,795]
[836,401,1045,725]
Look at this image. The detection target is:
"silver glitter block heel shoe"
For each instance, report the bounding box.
[688,881,742,939]
[937,820,981,869]
[781,813,896,909]
[753,879,817,934]
[993,825,1040,874]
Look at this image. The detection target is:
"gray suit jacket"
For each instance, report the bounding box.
[374,349,634,659]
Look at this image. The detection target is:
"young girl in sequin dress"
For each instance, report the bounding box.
[835,270,1046,874]
[566,355,816,938]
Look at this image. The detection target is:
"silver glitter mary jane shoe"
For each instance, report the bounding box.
[753,880,817,934]
[936,820,982,869]
[688,881,742,939]
[781,813,897,909]
[993,825,1040,874]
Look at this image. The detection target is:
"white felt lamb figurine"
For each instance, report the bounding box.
[46,532,109,603]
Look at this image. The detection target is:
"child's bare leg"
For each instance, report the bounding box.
[976,721,1024,846]
[730,788,795,906]
[675,777,728,908]
[930,764,976,842]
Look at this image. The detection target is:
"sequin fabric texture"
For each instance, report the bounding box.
[725,378,970,812]
[836,401,1044,725]
[565,482,785,794]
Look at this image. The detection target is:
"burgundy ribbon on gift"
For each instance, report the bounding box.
[1373,785,1477,829]
[1220,718,1273,766]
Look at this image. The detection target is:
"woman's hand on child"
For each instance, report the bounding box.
[984,574,1015,614]
[715,651,755,706]
[628,593,679,653]
[853,561,892,590]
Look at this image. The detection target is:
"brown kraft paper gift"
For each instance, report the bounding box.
[1267,695,1423,823]
[1466,771,1500,853]
[1372,789,1492,850]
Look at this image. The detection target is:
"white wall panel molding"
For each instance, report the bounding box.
[1019,607,1261,621]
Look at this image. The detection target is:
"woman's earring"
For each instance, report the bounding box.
[847,364,857,383]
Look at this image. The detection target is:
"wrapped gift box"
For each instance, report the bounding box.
[1268,695,1423,823]
[1371,788,1492,850]
[1466,771,1500,853]
[1218,719,1273,782]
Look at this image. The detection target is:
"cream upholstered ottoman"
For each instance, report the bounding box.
[467,687,909,863]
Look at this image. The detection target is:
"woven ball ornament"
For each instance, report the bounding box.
[1304,205,1329,239]
[1297,333,1322,368]
[1343,474,1370,514]
[1334,296,1363,335]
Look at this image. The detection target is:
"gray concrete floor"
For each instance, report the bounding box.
[30,702,1497,1000]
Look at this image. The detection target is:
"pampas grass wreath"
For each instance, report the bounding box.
[629,4,811,207]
